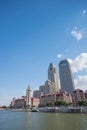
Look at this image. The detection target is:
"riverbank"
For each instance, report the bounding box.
[39,106,87,113]
[6,106,87,113]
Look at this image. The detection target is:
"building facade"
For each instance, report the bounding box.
[33,90,41,98]
[33,63,59,98]
[14,98,26,108]
[10,96,26,109]
[39,80,55,95]
[31,98,40,107]
[59,59,75,94]
[48,63,59,92]
[73,89,85,106]
[26,85,31,108]
[85,91,87,100]
[40,91,72,106]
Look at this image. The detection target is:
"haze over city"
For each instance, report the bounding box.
[0,0,87,106]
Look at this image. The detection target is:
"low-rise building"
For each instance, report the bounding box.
[73,89,85,106]
[10,98,16,108]
[31,98,40,107]
[40,91,72,106]
[56,91,72,104]
[14,98,26,108]
[85,91,87,100]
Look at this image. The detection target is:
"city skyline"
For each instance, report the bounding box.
[0,0,87,105]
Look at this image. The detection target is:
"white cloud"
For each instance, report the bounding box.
[23,90,26,95]
[57,54,63,58]
[82,9,87,16]
[74,75,87,91]
[68,53,87,73]
[71,27,83,40]
[68,53,87,91]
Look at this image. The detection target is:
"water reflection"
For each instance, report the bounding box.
[0,111,87,130]
[20,112,87,130]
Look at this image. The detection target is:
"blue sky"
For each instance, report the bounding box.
[0,0,87,105]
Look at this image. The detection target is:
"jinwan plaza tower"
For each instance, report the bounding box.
[59,59,75,94]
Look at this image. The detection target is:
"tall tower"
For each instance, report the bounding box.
[26,85,31,108]
[48,63,59,92]
[59,59,75,94]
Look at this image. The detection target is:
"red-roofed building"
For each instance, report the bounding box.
[31,98,40,107]
[40,91,72,106]
[14,97,26,108]
[10,96,40,108]
[73,89,85,106]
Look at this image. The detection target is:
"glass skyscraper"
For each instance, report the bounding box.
[59,59,75,94]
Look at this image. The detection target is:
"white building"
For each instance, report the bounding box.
[26,85,31,108]
[39,80,55,95]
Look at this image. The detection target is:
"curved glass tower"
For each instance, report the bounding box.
[59,59,75,94]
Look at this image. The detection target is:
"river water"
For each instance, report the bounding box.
[0,110,87,130]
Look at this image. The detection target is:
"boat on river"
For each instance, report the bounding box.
[31,107,39,112]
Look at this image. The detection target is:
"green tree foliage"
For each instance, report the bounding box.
[78,100,87,106]
[54,101,68,106]
[46,102,54,107]
[1,106,7,108]
[38,104,46,108]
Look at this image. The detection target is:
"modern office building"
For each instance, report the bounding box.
[33,90,41,98]
[48,63,59,92]
[59,59,75,94]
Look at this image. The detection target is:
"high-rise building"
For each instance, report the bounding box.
[33,90,41,98]
[33,63,59,98]
[48,63,59,92]
[59,59,75,94]
[26,85,31,108]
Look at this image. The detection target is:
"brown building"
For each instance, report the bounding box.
[56,91,72,104]
[85,91,87,100]
[14,98,26,108]
[31,98,40,107]
[73,89,85,106]
[40,91,72,106]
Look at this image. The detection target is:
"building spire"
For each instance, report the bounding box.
[27,84,31,91]
[26,84,31,108]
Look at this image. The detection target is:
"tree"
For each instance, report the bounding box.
[1,106,7,108]
[46,102,54,107]
[78,100,87,106]
[54,101,68,106]
[38,104,46,108]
